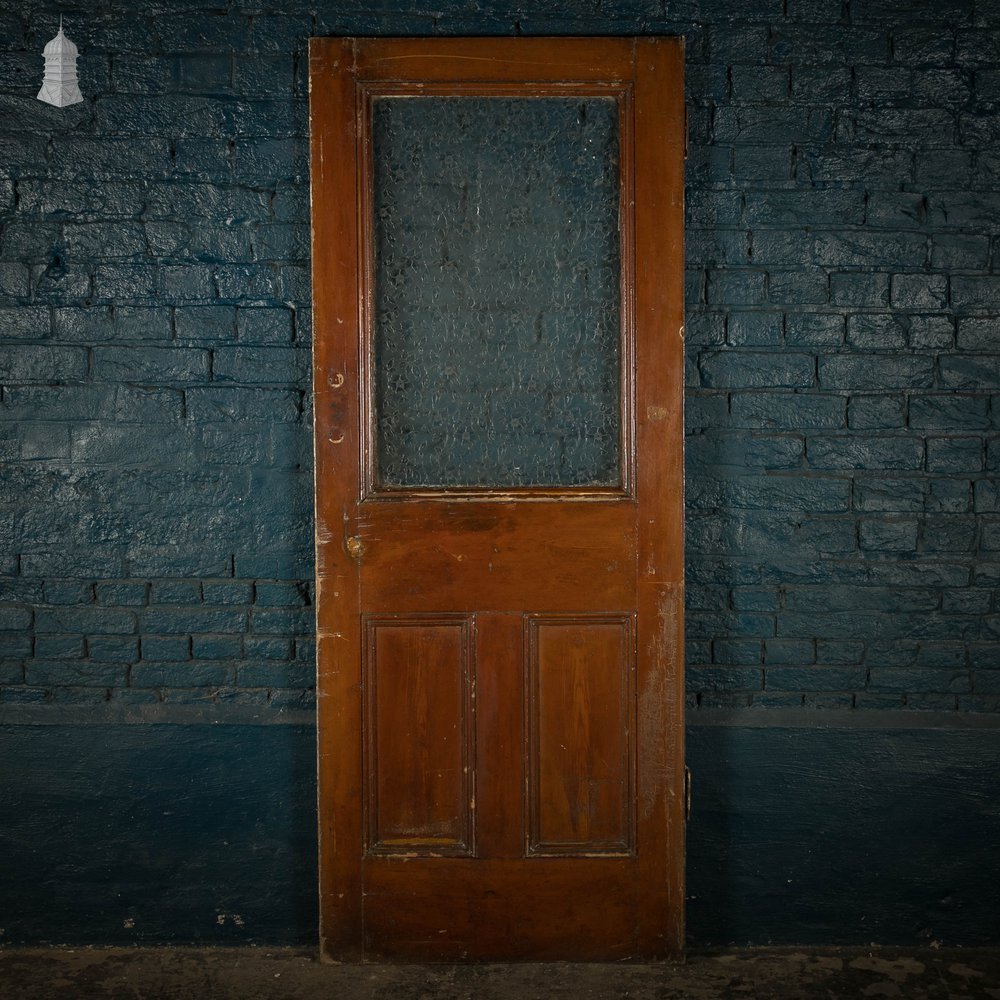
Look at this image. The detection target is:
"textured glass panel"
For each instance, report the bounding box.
[372,96,621,488]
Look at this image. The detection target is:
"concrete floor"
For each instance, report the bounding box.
[2,947,1000,999]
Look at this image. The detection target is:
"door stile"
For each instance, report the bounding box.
[310,36,365,961]
[633,37,687,957]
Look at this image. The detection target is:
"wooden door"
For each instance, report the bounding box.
[310,36,685,962]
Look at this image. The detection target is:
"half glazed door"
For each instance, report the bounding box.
[310,36,685,961]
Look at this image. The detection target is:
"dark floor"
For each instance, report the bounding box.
[2,947,1000,999]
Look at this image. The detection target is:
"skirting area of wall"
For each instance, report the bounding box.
[2,712,997,947]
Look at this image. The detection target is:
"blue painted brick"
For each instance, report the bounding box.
[236,308,294,345]
[730,392,845,429]
[252,224,310,262]
[764,639,816,664]
[212,346,310,385]
[686,394,729,430]
[808,435,924,471]
[816,640,865,665]
[750,230,812,265]
[714,106,833,145]
[847,315,907,351]
[910,394,990,430]
[150,582,202,605]
[175,306,235,343]
[42,582,94,606]
[908,317,954,350]
[185,387,300,423]
[202,581,254,605]
[254,582,307,608]
[766,667,865,690]
[192,635,242,659]
[688,667,763,692]
[732,146,792,182]
[706,271,767,306]
[926,437,983,473]
[951,276,1000,312]
[769,269,828,305]
[928,479,972,513]
[860,518,920,552]
[71,424,194,465]
[93,345,210,384]
[731,65,789,102]
[852,108,956,147]
[849,395,906,430]
[0,346,88,382]
[870,668,970,694]
[0,307,51,340]
[238,662,312,688]
[34,607,135,635]
[233,54,294,96]
[747,190,863,226]
[162,265,215,301]
[940,355,1000,390]
[855,67,913,101]
[25,661,124,687]
[712,638,763,664]
[0,659,24,684]
[143,608,246,635]
[975,480,1000,513]
[235,140,308,185]
[34,636,85,659]
[700,351,813,388]
[957,319,998,351]
[819,356,934,391]
[244,636,293,660]
[251,607,312,634]
[89,636,139,662]
[155,12,252,53]
[21,425,71,460]
[830,272,890,308]
[131,661,232,687]
[0,581,43,603]
[215,264,277,303]
[785,314,844,348]
[141,635,190,660]
[866,562,969,589]
[932,235,990,270]
[942,590,992,614]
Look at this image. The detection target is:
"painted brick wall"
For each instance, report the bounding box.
[684,1,1000,713]
[2,0,1000,950]
[2,0,997,714]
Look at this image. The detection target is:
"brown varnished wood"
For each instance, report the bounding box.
[357,502,636,613]
[309,36,365,962]
[633,37,687,958]
[311,35,685,962]
[473,613,523,859]
[352,37,637,85]
[526,615,635,855]
[363,858,638,961]
[364,616,474,855]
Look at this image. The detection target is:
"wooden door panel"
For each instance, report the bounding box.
[363,615,475,856]
[357,502,637,612]
[363,858,637,961]
[526,614,635,855]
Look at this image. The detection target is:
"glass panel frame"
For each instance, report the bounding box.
[359,81,636,502]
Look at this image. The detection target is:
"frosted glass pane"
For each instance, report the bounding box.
[372,96,621,488]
